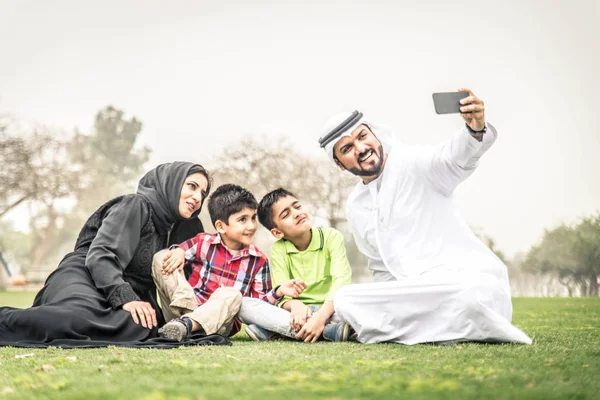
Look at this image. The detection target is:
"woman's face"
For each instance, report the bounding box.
[178,172,209,219]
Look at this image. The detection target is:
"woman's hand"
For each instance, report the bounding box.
[122,301,157,328]
[161,248,186,275]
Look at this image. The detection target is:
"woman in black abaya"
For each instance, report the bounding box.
[0,161,224,348]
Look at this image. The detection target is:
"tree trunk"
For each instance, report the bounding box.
[0,194,30,218]
[28,205,60,274]
[590,275,599,297]
[0,253,6,290]
[558,277,574,297]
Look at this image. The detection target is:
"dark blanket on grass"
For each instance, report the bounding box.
[0,253,232,349]
[0,332,231,349]
[0,259,232,348]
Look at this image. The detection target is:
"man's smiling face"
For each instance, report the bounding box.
[333,124,385,179]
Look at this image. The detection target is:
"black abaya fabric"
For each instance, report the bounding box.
[0,333,231,349]
[0,162,225,348]
[0,333,232,349]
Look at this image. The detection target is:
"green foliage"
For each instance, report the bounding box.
[0,123,76,218]
[210,137,357,229]
[0,294,598,399]
[0,290,34,308]
[0,221,31,276]
[0,106,150,276]
[474,231,508,264]
[523,214,600,296]
[69,106,151,214]
[210,137,369,279]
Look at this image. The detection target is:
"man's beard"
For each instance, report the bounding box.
[345,143,385,177]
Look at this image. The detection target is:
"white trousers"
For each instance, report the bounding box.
[334,271,532,345]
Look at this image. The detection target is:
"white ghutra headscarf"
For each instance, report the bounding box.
[319,110,393,165]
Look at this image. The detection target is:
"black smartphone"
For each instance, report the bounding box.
[432,92,469,114]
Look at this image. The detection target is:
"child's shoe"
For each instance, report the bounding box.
[245,324,279,342]
[159,317,192,342]
[322,322,352,342]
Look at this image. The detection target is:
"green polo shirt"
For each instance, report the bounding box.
[269,227,352,306]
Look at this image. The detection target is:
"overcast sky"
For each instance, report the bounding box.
[1,0,598,256]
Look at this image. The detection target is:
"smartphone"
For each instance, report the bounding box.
[432,92,469,114]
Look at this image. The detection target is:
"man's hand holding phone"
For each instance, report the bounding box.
[432,88,486,141]
[457,88,486,132]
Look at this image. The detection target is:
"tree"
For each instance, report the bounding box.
[22,129,82,274]
[1,116,75,219]
[0,115,29,217]
[68,106,150,217]
[34,106,151,273]
[473,230,508,265]
[210,137,369,280]
[573,215,600,296]
[0,106,150,277]
[0,220,33,288]
[522,214,600,296]
[211,137,357,228]
[1,113,80,275]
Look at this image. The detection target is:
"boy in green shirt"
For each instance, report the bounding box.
[237,188,353,342]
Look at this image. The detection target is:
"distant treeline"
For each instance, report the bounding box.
[1,107,598,295]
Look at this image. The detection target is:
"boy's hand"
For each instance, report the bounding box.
[161,248,185,275]
[296,314,328,343]
[277,279,307,298]
[289,302,312,332]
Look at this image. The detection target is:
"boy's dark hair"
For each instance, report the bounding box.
[257,188,296,230]
[208,184,258,225]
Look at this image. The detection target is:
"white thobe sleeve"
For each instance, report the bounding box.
[372,268,397,282]
[423,123,497,195]
[347,217,396,282]
[347,218,372,260]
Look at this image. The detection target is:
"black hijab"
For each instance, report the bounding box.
[136,162,207,235]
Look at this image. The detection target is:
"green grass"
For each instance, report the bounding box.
[1,291,599,399]
[0,290,36,309]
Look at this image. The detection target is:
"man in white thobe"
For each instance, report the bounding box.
[319,89,532,344]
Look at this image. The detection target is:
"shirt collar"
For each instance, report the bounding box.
[212,233,260,258]
[283,228,323,254]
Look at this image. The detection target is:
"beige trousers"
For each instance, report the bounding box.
[152,250,242,336]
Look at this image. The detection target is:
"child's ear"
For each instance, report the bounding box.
[270,228,284,240]
[214,220,227,234]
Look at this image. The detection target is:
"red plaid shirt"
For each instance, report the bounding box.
[176,233,280,334]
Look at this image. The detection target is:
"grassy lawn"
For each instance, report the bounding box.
[0,291,598,400]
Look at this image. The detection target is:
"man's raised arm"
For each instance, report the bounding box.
[423,88,498,196]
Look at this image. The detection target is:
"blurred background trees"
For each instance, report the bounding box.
[208,137,369,281]
[0,106,149,285]
[520,214,600,296]
[1,109,598,295]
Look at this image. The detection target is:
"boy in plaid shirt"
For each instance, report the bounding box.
[153,184,305,341]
